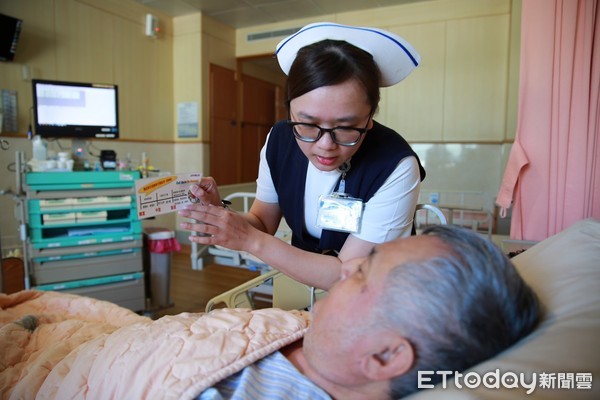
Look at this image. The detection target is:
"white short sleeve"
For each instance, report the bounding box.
[255,131,279,204]
[352,156,421,242]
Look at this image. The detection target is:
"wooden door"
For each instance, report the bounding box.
[209,64,238,185]
[209,64,280,184]
[240,74,276,182]
[240,123,271,182]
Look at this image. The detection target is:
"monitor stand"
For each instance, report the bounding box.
[71,139,89,171]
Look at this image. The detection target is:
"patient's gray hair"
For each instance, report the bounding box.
[379,225,542,398]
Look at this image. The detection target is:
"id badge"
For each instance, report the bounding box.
[317,194,364,233]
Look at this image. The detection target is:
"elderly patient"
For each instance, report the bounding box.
[0,225,541,399]
[199,225,542,399]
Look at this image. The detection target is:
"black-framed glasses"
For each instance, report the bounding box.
[287,115,372,146]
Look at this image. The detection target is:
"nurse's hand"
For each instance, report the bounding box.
[187,176,222,207]
[178,204,256,251]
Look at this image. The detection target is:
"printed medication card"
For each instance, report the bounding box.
[135,172,202,219]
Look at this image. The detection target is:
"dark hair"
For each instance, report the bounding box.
[379,225,542,398]
[285,39,381,112]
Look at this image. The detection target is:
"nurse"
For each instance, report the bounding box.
[179,22,426,290]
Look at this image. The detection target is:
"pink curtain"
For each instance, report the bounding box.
[496,0,600,241]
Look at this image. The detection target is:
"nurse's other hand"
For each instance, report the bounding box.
[188,176,222,207]
[178,204,254,251]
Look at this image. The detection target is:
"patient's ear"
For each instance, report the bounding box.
[361,334,414,381]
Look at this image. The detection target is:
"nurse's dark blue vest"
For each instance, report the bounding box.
[266,120,425,254]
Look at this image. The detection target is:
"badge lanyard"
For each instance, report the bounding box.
[316,161,364,233]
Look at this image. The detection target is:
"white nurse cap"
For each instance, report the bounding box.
[276,22,421,87]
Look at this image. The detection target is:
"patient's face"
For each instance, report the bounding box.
[303,235,445,384]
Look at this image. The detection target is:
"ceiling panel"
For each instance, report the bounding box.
[185,0,248,14]
[136,0,428,29]
[256,0,325,23]
[216,7,279,28]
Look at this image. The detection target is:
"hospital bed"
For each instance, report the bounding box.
[417,190,495,238]
[3,219,598,398]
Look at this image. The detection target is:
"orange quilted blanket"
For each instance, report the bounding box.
[0,290,310,399]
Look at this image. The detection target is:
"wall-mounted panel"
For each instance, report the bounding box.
[381,22,446,142]
[54,0,114,83]
[443,15,510,141]
[114,18,174,140]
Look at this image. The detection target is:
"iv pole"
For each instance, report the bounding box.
[0,149,30,290]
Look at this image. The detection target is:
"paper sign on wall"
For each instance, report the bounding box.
[177,102,198,138]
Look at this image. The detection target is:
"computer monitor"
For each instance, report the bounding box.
[32,79,119,140]
[32,79,120,169]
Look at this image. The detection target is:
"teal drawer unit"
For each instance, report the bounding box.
[32,248,143,285]
[35,272,146,312]
[27,214,143,248]
[24,171,146,312]
[25,171,140,191]
[28,238,144,259]
[26,172,141,249]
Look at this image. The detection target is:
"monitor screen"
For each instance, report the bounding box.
[32,79,119,139]
[0,13,22,62]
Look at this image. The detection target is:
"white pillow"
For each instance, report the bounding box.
[406,218,600,399]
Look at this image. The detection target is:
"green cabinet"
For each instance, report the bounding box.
[24,171,145,311]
